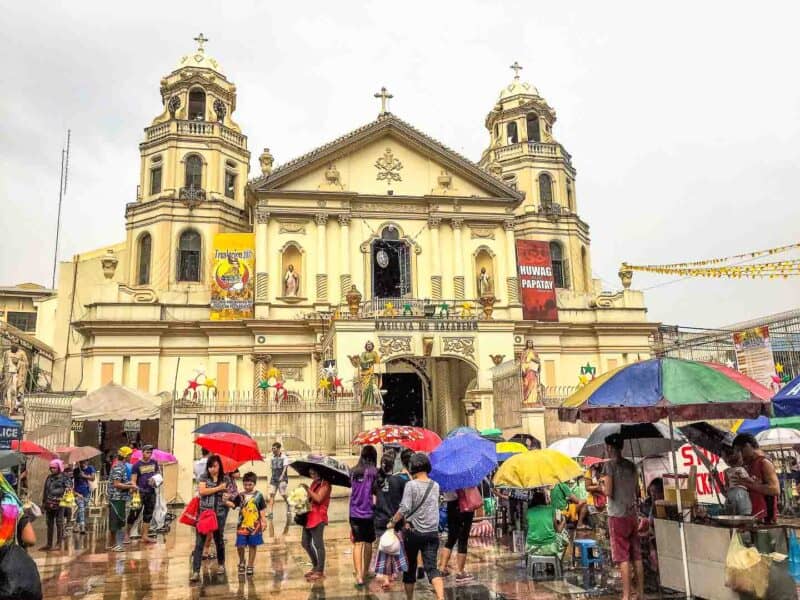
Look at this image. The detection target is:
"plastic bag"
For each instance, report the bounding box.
[378,529,401,555]
[725,533,771,599]
[151,488,167,530]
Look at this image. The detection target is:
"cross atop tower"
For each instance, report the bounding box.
[510,61,523,80]
[374,86,393,115]
[194,33,209,52]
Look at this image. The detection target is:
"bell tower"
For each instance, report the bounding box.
[479,62,593,294]
[125,35,251,293]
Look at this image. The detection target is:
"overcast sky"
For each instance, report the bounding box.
[2,1,799,328]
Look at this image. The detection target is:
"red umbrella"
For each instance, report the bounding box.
[582,456,608,468]
[194,432,263,462]
[400,428,442,453]
[12,440,56,459]
[352,425,424,446]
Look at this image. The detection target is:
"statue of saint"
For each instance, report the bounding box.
[520,339,542,405]
[350,341,382,406]
[2,345,28,413]
[284,264,299,297]
[477,267,493,297]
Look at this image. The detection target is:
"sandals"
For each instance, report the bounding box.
[246,566,254,577]
[455,572,475,583]
[238,563,246,575]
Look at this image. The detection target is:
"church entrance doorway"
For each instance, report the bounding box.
[381,372,424,428]
[372,226,411,298]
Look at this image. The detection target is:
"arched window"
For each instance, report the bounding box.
[137,233,152,285]
[381,225,400,241]
[526,114,540,142]
[550,241,568,289]
[177,230,201,282]
[506,121,519,144]
[539,173,553,208]
[188,88,206,121]
[185,155,203,190]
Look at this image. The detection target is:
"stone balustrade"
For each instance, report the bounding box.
[144,119,247,149]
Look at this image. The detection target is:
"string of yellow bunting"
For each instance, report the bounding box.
[623,241,800,280]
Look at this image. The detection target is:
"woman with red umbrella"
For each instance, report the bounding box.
[190,455,236,582]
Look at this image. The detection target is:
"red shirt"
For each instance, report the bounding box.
[305,480,331,529]
[746,455,778,524]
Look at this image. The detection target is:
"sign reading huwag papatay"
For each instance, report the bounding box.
[516,240,558,321]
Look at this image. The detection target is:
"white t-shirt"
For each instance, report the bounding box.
[193,458,207,483]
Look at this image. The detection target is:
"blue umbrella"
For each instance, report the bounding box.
[773,374,800,417]
[193,422,252,437]
[430,433,497,492]
[736,415,770,436]
[446,426,479,438]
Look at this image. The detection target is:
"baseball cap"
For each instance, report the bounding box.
[142,444,154,452]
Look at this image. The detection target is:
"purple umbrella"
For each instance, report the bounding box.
[430,433,497,492]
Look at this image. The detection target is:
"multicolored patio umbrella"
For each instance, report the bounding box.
[352,425,423,446]
[559,358,772,424]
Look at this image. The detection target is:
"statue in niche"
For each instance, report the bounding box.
[284,264,299,297]
[1,345,28,413]
[520,339,542,406]
[477,267,493,297]
[349,341,382,407]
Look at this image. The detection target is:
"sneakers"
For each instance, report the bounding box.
[111,545,124,553]
[455,572,475,583]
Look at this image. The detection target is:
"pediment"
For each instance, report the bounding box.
[251,115,522,201]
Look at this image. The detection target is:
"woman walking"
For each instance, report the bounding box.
[41,459,68,551]
[373,448,412,591]
[349,445,378,589]
[438,486,478,582]
[388,452,445,600]
[190,455,235,582]
[301,466,331,582]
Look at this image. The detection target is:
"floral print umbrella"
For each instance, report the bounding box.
[352,425,423,446]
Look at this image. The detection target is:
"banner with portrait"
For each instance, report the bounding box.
[210,233,255,320]
[516,240,558,322]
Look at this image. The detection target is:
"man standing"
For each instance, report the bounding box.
[129,445,160,544]
[600,433,642,600]
[732,433,780,523]
[268,442,290,520]
[108,446,136,552]
[73,459,96,534]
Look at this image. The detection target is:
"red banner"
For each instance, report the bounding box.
[516,240,558,321]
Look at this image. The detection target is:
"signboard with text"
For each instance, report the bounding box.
[516,240,558,321]
[642,445,727,503]
[733,326,774,388]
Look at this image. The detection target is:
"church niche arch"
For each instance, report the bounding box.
[136,231,152,286]
[188,86,206,121]
[360,223,421,300]
[472,245,496,298]
[279,241,305,299]
[175,227,202,283]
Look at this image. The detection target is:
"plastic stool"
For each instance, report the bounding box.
[572,538,603,568]
[527,554,562,580]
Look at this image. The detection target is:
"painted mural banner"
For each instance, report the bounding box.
[733,326,774,388]
[210,233,255,320]
[516,240,558,322]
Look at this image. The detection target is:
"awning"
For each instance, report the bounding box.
[71,383,162,421]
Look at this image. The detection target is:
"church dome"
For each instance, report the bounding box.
[498,61,539,101]
[175,34,223,74]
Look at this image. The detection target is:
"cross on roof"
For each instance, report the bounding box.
[510,61,523,79]
[194,33,209,51]
[374,86,393,115]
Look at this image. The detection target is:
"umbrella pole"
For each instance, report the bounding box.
[668,415,692,599]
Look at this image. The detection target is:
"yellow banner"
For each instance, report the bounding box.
[210,233,255,320]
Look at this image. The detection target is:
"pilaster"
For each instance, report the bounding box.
[451,218,464,300]
[504,219,520,305]
[429,217,442,300]
[315,213,328,303]
[255,206,270,316]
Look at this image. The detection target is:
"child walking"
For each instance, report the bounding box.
[236,472,267,577]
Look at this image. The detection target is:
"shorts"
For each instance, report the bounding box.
[269,481,288,496]
[725,486,752,516]
[236,532,264,547]
[609,514,642,563]
[349,516,376,543]
[109,500,127,533]
[128,492,156,525]
[402,530,441,584]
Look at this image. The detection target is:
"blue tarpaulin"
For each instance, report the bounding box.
[773,375,800,417]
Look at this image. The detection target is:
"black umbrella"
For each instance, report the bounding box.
[679,421,734,457]
[290,455,351,488]
[581,422,687,459]
[0,451,25,470]
[193,422,252,438]
[509,433,542,450]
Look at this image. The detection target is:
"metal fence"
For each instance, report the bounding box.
[491,360,523,429]
[175,389,362,455]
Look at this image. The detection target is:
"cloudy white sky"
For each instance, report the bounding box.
[2,1,799,327]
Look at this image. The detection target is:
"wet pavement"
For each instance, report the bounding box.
[32,510,673,599]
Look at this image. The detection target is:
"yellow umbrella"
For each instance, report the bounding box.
[493,448,583,488]
[496,441,528,455]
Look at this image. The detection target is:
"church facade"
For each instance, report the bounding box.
[40,38,655,447]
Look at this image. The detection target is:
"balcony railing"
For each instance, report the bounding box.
[493,141,572,166]
[144,119,247,149]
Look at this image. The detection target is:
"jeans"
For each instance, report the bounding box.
[45,507,64,546]
[444,500,474,554]
[301,524,326,573]
[192,514,225,572]
[402,529,441,584]
[75,493,88,526]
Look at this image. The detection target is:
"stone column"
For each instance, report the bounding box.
[252,353,271,403]
[255,206,270,318]
[520,406,547,446]
[339,214,352,301]
[428,217,442,300]
[451,219,465,300]
[504,220,520,305]
[315,213,329,303]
